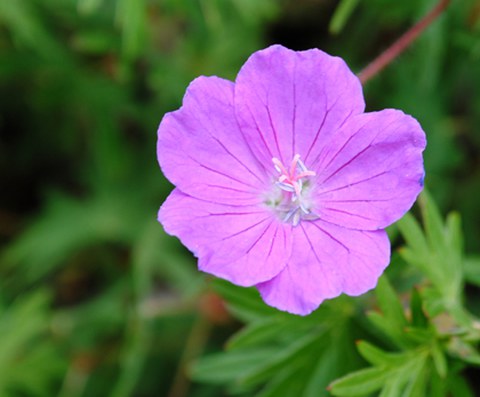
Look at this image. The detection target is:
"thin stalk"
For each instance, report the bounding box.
[358,0,451,84]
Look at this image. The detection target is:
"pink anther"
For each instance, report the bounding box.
[271,154,316,198]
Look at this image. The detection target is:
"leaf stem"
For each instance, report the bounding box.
[358,0,451,85]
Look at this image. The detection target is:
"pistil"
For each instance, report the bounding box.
[270,154,317,225]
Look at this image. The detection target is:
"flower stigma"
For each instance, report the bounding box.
[266,154,319,226]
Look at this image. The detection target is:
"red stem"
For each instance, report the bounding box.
[358,0,451,85]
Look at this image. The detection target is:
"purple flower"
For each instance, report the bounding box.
[157,45,426,315]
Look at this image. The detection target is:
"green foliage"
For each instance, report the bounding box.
[0,291,65,397]
[329,0,360,35]
[1,0,480,396]
[193,196,480,397]
[0,0,277,395]
[330,191,480,396]
[192,289,363,397]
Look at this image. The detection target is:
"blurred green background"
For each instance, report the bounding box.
[1,0,479,396]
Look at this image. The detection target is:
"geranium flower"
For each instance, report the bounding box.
[157,45,426,315]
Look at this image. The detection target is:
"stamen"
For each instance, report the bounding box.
[290,154,301,176]
[283,207,297,223]
[296,170,316,179]
[276,182,296,192]
[297,157,308,172]
[272,157,288,176]
[270,154,317,226]
[299,202,310,214]
[292,210,301,227]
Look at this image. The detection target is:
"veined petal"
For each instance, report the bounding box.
[313,109,426,230]
[157,76,266,205]
[234,45,364,167]
[256,221,390,315]
[159,189,291,287]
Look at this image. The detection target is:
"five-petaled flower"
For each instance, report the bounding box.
[157,45,426,315]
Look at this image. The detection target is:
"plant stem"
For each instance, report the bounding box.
[358,0,451,85]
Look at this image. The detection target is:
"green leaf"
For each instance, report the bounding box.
[240,331,324,387]
[397,212,429,260]
[403,327,433,344]
[329,366,389,396]
[376,276,408,330]
[0,291,64,396]
[255,364,308,397]
[446,337,480,366]
[227,316,291,350]
[410,288,428,328]
[329,0,360,34]
[356,341,402,367]
[366,311,403,346]
[77,0,104,14]
[400,357,428,397]
[190,348,276,384]
[431,340,447,378]
[379,377,403,397]
[303,322,362,397]
[330,348,430,397]
[419,190,446,257]
[303,344,344,397]
[463,256,480,287]
[445,212,463,259]
[213,279,278,322]
[398,192,464,306]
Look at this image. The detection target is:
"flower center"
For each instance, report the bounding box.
[266,154,318,226]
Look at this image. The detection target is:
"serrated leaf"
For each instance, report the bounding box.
[331,348,429,397]
[399,193,464,302]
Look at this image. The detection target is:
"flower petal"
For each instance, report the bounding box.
[256,220,390,315]
[159,189,291,286]
[157,76,267,205]
[234,44,364,167]
[313,109,426,230]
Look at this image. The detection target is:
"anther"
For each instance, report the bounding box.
[270,154,317,226]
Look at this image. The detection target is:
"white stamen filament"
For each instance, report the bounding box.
[269,154,318,226]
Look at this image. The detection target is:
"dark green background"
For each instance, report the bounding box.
[1,0,479,396]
